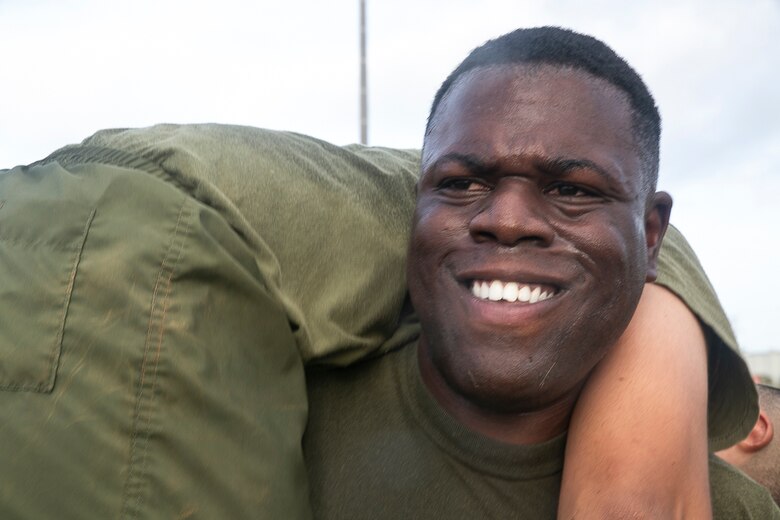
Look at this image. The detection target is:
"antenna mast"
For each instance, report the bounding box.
[359,0,368,144]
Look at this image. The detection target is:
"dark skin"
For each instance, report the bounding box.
[408,64,672,445]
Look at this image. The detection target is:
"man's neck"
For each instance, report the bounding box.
[417,341,581,445]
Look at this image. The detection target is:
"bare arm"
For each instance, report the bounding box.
[558,283,711,519]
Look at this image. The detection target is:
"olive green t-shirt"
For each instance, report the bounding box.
[305,343,779,519]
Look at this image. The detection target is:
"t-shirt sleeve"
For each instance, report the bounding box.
[709,455,780,518]
[656,225,758,451]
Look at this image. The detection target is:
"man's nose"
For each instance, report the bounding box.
[468,179,555,247]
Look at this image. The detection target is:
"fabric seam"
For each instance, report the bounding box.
[120,197,192,518]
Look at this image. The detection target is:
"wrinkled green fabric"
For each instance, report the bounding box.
[656,225,757,450]
[59,124,422,366]
[0,160,309,518]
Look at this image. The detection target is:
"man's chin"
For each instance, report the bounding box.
[439,351,578,412]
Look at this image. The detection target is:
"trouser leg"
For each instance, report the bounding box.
[0,161,310,519]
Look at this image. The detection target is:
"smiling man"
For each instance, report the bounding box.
[410,62,668,444]
[304,27,780,518]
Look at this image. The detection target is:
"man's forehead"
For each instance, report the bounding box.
[426,63,632,135]
[421,64,639,178]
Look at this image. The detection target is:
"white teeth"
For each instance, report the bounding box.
[503,282,518,302]
[470,280,555,304]
[489,280,503,301]
[518,285,531,303]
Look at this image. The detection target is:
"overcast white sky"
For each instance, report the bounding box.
[1,0,778,352]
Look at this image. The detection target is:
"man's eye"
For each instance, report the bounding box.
[546,183,595,198]
[438,178,489,192]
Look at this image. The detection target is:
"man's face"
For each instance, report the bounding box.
[409,64,667,413]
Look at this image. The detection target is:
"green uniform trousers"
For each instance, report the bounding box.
[0,160,310,519]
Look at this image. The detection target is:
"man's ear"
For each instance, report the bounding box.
[644,191,673,282]
[738,410,774,452]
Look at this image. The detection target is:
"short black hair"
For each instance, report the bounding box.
[758,384,780,416]
[425,27,661,192]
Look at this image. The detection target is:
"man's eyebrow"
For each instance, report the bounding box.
[426,153,620,184]
[425,153,494,175]
[538,156,617,183]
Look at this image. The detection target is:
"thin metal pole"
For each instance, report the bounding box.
[359,0,368,145]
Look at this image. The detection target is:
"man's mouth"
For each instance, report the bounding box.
[470,279,558,304]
